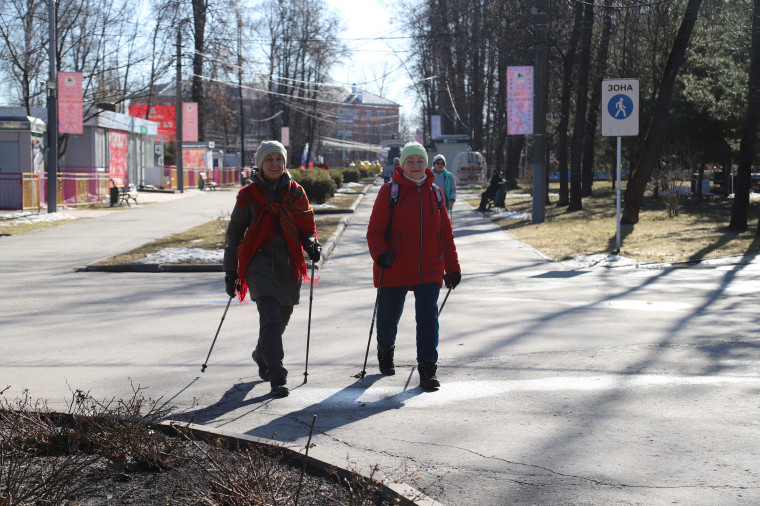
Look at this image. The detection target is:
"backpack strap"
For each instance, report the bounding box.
[431,184,443,211]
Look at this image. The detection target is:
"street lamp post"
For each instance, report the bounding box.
[532,1,548,224]
[176,22,184,193]
[47,0,58,213]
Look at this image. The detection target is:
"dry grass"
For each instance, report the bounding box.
[463,180,760,264]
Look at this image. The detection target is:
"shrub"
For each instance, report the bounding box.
[341,167,361,183]
[327,169,343,189]
[289,169,336,204]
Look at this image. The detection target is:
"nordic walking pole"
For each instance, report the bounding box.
[358,268,384,379]
[303,262,315,383]
[201,294,234,372]
[438,286,452,316]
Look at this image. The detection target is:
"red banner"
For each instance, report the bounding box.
[128,104,176,142]
[109,131,129,184]
[58,72,83,135]
[183,102,198,142]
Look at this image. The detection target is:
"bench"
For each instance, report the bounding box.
[199,172,219,191]
[484,182,507,211]
[110,180,138,207]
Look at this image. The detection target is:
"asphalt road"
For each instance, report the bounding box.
[2,183,759,505]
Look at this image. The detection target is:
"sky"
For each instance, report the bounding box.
[323,0,418,118]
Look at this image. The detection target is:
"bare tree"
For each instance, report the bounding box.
[0,0,49,112]
[621,0,704,224]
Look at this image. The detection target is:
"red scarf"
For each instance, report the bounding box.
[235,180,316,301]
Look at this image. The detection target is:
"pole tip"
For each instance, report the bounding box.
[201,365,206,373]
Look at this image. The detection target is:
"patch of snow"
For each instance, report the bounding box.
[729,192,760,200]
[488,210,532,221]
[135,247,222,264]
[336,188,360,194]
[561,254,638,268]
[343,182,364,187]
[0,212,77,225]
[312,203,337,209]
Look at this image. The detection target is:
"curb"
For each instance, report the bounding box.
[79,190,368,274]
[157,421,443,506]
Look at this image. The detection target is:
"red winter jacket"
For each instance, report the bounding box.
[367,167,460,288]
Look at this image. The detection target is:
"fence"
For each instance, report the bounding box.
[157,166,240,190]
[0,172,110,211]
[0,166,241,210]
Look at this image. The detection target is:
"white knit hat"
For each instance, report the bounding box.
[255,140,287,168]
[432,154,446,166]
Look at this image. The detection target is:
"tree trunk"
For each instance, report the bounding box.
[731,0,760,231]
[621,0,704,224]
[506,136,525,189]
[582,0,614,197]
[192,0,207,140]
[569,1,594,211]
[556,3,583,207]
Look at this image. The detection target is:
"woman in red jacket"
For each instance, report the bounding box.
[366,142,461,390]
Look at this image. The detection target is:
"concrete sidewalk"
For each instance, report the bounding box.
[3,180,760,505]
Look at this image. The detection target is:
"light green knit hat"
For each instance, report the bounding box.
[400,141,428,168]
[255,140,287,168]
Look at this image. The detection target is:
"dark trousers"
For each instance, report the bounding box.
[254,296,293,383]
[376,283,441,363]
[478,189,496,210]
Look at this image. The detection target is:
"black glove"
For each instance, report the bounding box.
[376,251,395,269]
[302,235,321,262]
[224,273,239,298]
[443,271,461,289]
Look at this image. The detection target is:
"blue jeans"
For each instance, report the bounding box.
[376,283,440,363]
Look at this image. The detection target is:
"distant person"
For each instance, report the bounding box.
[430,154,456,214]
[382,160,394,183]
[223,140,322,398]
[366,142,461,390]
[477,170,504,212]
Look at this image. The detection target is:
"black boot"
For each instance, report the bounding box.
[252,349,268,381]
[270,378,289,397]
[377,345,395,375]
[418,361,440,390]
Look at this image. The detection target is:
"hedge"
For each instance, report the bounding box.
[289,169,337,204]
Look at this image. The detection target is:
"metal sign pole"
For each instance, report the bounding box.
[616,136,622,252]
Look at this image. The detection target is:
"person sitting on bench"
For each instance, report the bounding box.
[477,170,504,211]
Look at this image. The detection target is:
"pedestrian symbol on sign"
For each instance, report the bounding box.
[608,94,633,120]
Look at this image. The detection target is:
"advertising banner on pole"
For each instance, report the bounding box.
[58,72,83,135]
[109,131,129,184]
[281,126,289,147]
[507,66,534,135]
[431,115,441,140]
[182,102,198,142]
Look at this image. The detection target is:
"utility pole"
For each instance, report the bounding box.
[176,23,184,193]
[237,10,245,183]
[47,0,58,213]
[531,0,548,223]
